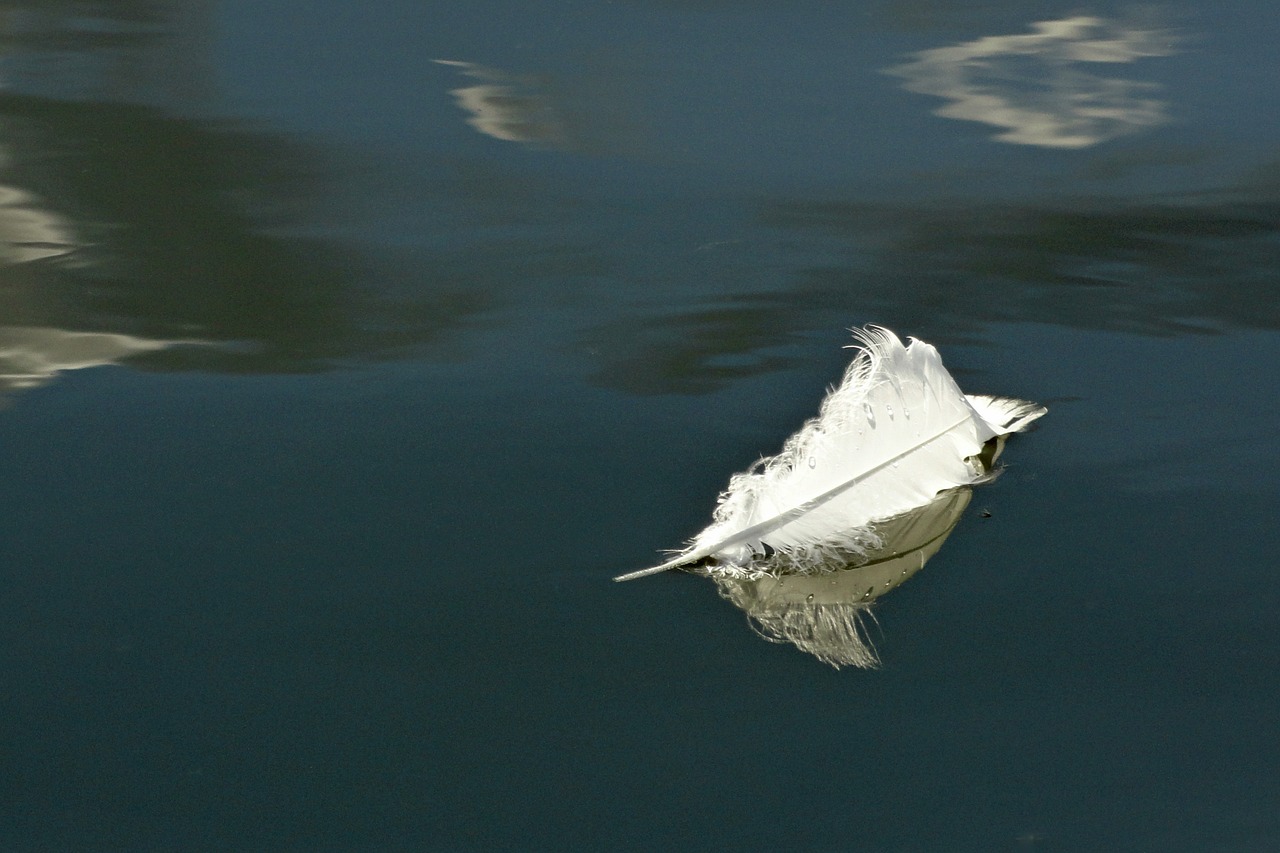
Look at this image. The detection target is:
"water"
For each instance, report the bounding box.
[1,1,1278,850]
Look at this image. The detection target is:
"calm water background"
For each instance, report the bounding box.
[0,1,1277,850]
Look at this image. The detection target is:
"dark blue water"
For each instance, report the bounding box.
[1,2,1277,850]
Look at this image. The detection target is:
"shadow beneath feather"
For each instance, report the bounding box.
[710,487,972,669]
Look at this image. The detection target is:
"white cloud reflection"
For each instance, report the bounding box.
[433,59,564,146]
[0,183,78,263]
[0,326,174,392]
[885,16,1179,149]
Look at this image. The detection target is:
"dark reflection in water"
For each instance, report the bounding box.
[0,92,490,375]
[581,302,807,395]
[585,184,1280,394]
[763,196,1280,335]
[0,1,215,105]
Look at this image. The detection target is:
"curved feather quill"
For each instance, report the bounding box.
[615,327,1044,582]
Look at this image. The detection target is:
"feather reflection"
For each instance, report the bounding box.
[885,16,1178,148]
[711,487,972,669]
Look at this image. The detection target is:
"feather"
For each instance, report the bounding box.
[615,327,1044,582]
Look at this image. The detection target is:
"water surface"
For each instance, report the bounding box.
[1,1,1277,850]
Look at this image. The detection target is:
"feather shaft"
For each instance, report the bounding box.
[613,412,970,582]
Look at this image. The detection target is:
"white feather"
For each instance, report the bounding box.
[615,327,1045,582]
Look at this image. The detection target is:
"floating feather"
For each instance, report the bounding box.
[615,327,1044,582]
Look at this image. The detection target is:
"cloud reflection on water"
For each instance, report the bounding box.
[885,16,1179,148]
[0,325,174,391]
[434,60,564,147]
[0,0,1267,406]
[0,183,78,263]
[0,91,496,386]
